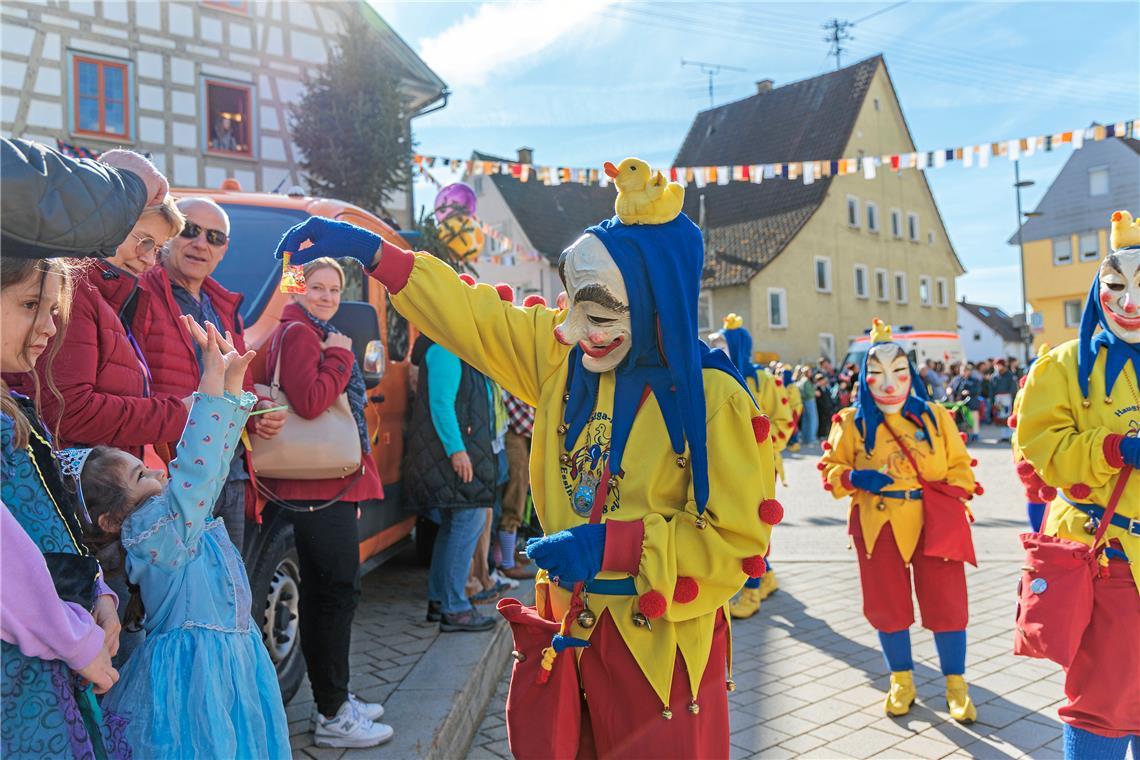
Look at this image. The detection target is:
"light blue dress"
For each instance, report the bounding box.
[100,392,289,759]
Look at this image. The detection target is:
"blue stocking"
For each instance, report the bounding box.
[1062,724,1134,760]
[743,576,761,590]
[878,629,913,672]
[1027,502,1046,532]
[934,630,966,676]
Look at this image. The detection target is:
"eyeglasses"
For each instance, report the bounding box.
[180,221,228,247]
[130,232,158,256]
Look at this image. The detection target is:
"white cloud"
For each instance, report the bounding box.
[417,0,615,88]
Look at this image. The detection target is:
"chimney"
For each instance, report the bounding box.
[755,79,774,95]
[517,146,534,165]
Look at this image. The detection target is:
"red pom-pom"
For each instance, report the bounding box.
[974,483,985,496]
[673,577,699,604]
[831,413,842,423]
[758,499,784,526]
[780,397,788,405]
[816,462,826,471]
[774,379,783,387]
[823,482,834,491]
[752,416,770,443]
[1039,485,1058,501]
[638,590,667,619]
[960,432,968,442]
[1070,483,1091,500]
[777,431,786,440]
[494,283,515,302]
[522,294,547,308]
[821,441,832,451]
[1016,460,1035,477]
[1007,414,1018,429]
[741,556,766,578]
[458,273,476,286]
[970,458,979,467]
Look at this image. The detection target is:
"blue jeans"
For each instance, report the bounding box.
[428,508,486,614]
[800,397,818,445]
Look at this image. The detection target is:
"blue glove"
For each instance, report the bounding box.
[551,634,590,653]
[849,469,895,494]
[525,524,605,584]
[274,216,382,267]
[1121,436,1140,469]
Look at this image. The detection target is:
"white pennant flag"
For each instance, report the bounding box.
[934,150,946,168]
[693,167,707,188]
[1073,129,1085,149]
[1007,139,1020,161]
[845,157,857,175]
[979,146,990,168]
[717,166,730,186]
[863,157,876,180]
[916,152,928,170]
[751,165,763,184]
[1025,138,1036,157]
[803,162,815,184]
[964,147,974,168]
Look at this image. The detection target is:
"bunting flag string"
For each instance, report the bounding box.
[414,118,1137,189]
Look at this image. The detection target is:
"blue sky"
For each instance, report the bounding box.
[371,0,1139,314]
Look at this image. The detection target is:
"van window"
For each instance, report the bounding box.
[215,204,309,322]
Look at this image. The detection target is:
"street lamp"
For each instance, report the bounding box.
[1013,160,1041,365]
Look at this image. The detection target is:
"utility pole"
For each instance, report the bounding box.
[822,18,853,70]
[682,59,746,109]
[1013,159,1041,365]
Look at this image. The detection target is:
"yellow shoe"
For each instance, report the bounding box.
[789,443,801,452]
[757,571,779,601]
[883,671,916,717]
[729,588,761,620]
[945,675,977,724]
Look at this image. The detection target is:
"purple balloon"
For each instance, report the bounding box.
[434,183,477,222]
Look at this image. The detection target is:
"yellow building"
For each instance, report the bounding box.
[1011,135,1140,348]
[675,56,964,364]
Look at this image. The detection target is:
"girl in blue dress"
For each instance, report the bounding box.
[62,319,289,759]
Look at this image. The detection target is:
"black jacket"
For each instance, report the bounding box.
[403,336,498,510]
[1,138,147,259]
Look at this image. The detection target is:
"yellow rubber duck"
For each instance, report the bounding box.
[603,157,685,225]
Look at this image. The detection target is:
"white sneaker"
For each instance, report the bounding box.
[491,569,520,590]
[313,699,394,749]
[311,693,385,731]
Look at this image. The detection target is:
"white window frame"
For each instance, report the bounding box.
[935,277,948,307]
[1053,236,1073,266]
[919,275,932,306]
[768,287,788,329]
[865,201,880,233]
[907,212,920,242]
[819,333,836,364]
[1063,299,1082,328]
[889,208,902,238]
[814,256,833,294]
[1079,231,1099,262]
[1088,166,1109,197]
[894,271,908,304]
[853,264,869,299]
[927,230,936,245]
[696,290,714,335]
[846,195,860,228]
[875,268,889,302]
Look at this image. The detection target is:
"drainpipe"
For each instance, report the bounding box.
[406,88,451,225]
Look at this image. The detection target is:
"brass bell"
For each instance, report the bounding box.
[576,608,597,629]
[562,393,571,403]
[632,612,651,629]
[661,707,673,720]
[695,515,707,529]
[688,701,700,715]
[1084,518,1098,535]
[726,679,737,692]
[511,650,527,662]
[557,424,569,435]
[676,456,688,469]
[1081,400,1091,408]
[1104,397,1113,404]
[560,452,571,465]
[876,501,886,512]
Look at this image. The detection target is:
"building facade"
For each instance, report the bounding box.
[0,0,445,227]
[675,56,964,364]
[1012,136,1140,348]
[957,299,1023,363]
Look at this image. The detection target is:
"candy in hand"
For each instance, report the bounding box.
[274,216,382,267]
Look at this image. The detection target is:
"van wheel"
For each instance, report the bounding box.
[250,520,306,704]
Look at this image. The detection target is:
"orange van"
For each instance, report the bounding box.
[170,179,416,701]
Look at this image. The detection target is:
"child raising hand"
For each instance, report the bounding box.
[59,318,290,759]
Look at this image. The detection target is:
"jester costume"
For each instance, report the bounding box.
[714,315,789,619]
[820,320,978,722]
[1015,211,1140,758]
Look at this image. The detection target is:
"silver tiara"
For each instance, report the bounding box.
[56,448,95,525]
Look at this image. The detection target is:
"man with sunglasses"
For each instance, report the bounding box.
[140,197,287,556]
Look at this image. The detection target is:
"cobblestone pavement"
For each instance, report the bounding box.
[472,428,1074,759]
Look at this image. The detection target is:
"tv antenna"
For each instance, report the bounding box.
[822,18,854,69]
[682,59,746,108]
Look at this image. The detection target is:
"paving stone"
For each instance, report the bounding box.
[822,725,903,758]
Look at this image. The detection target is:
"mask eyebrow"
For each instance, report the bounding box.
[574,284,629,313]
[1102,254,1124,275]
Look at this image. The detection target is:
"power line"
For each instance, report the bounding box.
[852,0,911,26]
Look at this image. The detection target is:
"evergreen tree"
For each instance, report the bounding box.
[290,24,411,212]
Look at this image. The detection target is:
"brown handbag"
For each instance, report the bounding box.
[248,322,362,480]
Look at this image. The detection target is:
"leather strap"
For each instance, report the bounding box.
[879,417,929,488]
[1092,466,1133,553]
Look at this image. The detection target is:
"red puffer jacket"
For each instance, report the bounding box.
[3,261,187,454]
[256,304,383,504]
[139,264,255,407]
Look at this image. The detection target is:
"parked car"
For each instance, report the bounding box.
[169,179,416,701]
[843,327,964,370]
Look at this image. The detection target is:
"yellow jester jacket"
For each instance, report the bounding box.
[820,404,975,562]
[748,371,791,479]
[1015,341,1140,594]
[388,253,777,704]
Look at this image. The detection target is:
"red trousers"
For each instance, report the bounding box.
[852,520,968,632]
[1060,557,1140,738]
[575,610,730,759]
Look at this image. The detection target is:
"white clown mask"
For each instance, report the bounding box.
[706,330,728,355]
[1098,248,1140,344]
[865,343,912,414]
[555,233,633,373]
